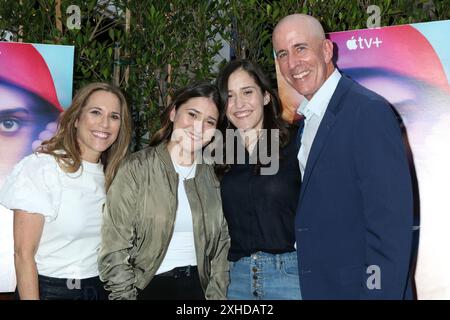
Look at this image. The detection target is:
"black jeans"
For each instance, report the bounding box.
[35,274,108,300]
[138,265,205,300]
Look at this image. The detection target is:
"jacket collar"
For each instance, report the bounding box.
[299,75,354,201]
[155,141,175,172]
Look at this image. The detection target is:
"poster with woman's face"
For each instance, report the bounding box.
[277,20,450,299]
[0,42,74,292]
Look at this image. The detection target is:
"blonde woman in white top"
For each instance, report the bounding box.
[0,83,131,300]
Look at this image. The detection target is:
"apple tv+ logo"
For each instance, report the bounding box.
[346,36,383,50]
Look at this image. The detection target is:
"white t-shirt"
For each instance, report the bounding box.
[0,153,105,279]
[156,161,197,274]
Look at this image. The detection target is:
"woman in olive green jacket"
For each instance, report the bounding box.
[98,83,230,300]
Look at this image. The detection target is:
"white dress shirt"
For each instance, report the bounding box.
[297,69,342,176]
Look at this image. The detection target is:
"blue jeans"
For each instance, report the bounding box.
[227,251,302,300]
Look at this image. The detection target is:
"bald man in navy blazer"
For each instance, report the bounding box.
[273,14,414,299]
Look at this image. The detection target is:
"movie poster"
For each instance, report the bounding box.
[277,20,450,299]
[0,42,74,292]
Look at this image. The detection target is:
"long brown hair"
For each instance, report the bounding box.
[37,82,132,191]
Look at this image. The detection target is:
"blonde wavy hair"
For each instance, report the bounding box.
[37,82,132,191]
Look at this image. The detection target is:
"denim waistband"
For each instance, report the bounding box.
[156,265,198,279]
[237,251,297,263]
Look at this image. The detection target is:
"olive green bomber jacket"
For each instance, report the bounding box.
[98,142,230,300]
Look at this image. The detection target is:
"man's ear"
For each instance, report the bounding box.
[323,39,334,64]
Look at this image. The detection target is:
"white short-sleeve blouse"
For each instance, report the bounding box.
[0,152,106,279]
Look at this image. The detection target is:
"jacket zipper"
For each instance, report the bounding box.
[193,173,211,278]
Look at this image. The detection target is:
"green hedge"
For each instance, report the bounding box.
[1,0,448,150]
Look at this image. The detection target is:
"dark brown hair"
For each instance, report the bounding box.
[215,59,290,177]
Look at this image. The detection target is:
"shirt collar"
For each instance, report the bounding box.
[297,69,341,119]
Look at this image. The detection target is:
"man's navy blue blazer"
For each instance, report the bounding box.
[295,75,414,300]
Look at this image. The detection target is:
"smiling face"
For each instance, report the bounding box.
[226,68,269,132]
[273,18,334,100]
[75,90,122,163]
[168,96,219,164]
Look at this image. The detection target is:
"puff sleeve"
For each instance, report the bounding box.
[0,153,61,222]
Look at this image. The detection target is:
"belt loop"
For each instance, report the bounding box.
[276,253,281,270]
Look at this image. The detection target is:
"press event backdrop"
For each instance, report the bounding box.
[277,19,450,299]
[0,42,74,292]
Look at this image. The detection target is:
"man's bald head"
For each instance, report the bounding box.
[272,14,335,100]
[273,14,326,43]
